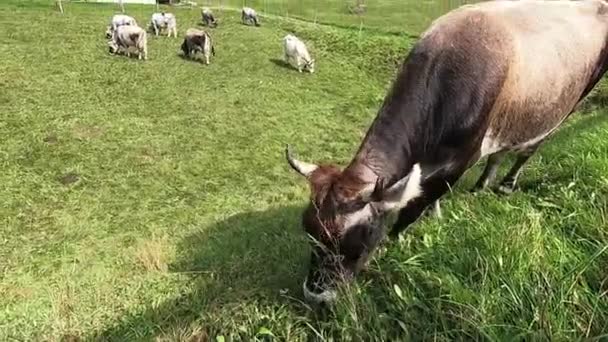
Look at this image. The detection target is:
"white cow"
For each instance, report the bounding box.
[283,34,315,73]
[149,12,177,37]
[241,7,260,26]
[106,14,137,39]
[107,25,148,60]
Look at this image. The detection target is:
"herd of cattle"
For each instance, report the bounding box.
[104,7,315,72]
[94,0,608,305]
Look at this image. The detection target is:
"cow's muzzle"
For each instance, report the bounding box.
[303,277,337,304]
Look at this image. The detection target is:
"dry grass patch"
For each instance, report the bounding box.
[135,236,173,273]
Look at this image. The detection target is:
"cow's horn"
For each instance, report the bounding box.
[358,177,385,203]
[285,145,318,177]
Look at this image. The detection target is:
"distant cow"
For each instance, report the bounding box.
[181,28,215,65]
[201,7,217,27]
[106,14,137,39]
[108,25,148,60]
[149,12,177,37]
[241,7,260,26]
[286,0,608,304]
[283,34,315,73]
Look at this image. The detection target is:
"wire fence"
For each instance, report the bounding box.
[197,0,478,35]
[70,0,478,36]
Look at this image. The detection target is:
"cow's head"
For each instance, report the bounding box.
[107,40,118,54]
[105,26,113,39]
[286,146,422,304]
[305,59,315,74]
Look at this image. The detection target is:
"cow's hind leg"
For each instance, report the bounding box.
[497,145,540,194]
[472,151,506,191]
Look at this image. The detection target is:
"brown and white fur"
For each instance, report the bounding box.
[149,12,177,38]
[107,25,148,60]
[286,0,608,304]
[201,7,217,28]
[181,28,215,65]
[105,14,137,39]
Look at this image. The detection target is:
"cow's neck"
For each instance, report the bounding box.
[344,111,418,186]
[343,53,429,186]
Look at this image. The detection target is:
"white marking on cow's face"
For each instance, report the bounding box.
[343,204,374,231]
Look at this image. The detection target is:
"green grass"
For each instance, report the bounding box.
[1,0,608,340]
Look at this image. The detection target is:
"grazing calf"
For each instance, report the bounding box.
[106,14,137,39]
[181,28,215,65]
[201,7,217,27]
[108,25,148,60]
[149,12,177,38]
[241,7,260,26]
[283,34,315,73]
[286,0,608,304]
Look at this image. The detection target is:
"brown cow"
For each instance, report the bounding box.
[286,0,608,304]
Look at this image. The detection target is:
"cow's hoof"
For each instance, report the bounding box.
[496,185,514,195]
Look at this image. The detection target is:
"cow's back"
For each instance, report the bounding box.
[420,0,608,154]
[488,0,608,148]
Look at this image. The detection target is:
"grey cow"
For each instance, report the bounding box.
[241,7,260,26]
[181,28,215,65]
[201,7,217,27]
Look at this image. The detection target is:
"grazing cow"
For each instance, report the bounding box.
[201,7,217,27]
[149,12,177,38]
[181,28,215,65]
[105,14,137,39]
[286,0,608,304]
[241,7,260,26]
[283,34,315,73]
[108,25,148,60]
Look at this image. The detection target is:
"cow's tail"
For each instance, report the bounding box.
[181,39,189,57]
[139,30,148,60]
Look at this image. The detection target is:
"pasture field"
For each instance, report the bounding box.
[1,0,608,340]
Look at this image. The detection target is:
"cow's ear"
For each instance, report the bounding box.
[377,163,422,211]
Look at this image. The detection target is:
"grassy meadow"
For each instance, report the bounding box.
[1,0,608,340]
